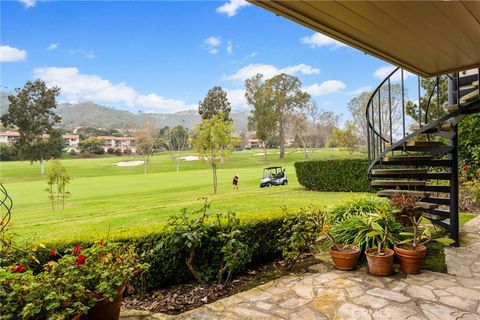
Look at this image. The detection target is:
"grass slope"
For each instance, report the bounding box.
[1,149,366,242]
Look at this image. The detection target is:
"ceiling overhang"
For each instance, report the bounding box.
[249,1,480,77]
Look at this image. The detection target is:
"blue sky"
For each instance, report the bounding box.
[1,0,405,117]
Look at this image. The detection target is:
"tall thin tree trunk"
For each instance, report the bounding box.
[176,161,179,172]
[300,135,308,159]
[40,158,45,175]
[263,144,268,164]
[144,155,148,175]
[212,164,217,194]
[279,114,285,159]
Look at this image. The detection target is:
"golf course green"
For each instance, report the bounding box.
[1,148,366,242]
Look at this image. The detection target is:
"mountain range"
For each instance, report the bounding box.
[0,93,250,132]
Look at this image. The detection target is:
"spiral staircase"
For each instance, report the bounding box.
[367,68,480,245]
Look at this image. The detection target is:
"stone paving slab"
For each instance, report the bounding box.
[121,216,480,320]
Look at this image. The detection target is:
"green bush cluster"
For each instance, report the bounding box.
[33,211,293,291]
[294,159,371,192]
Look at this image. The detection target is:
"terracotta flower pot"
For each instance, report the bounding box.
[329,245,360,271]
[365,247,394,276]
[394,244,427,275]
[86,285,125,320]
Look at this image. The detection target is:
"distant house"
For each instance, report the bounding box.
[0,132,80,152]
[245,139,264,149]
[0,132,20,145]
[63,134,80,152]
[96,136,136,153]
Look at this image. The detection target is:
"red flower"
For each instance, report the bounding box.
[76,255,87,266]
[49,248,55,257]
[12,264,26,273]
[463,165,471,171]
[72,244,82,255]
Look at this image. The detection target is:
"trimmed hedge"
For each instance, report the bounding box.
[34,215,294,291]
[294,159,371,192]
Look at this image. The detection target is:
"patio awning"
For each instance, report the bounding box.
[249,1,480,77]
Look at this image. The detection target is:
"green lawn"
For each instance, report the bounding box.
[1,148,366,242]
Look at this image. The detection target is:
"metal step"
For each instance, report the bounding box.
[422,212,448,221]
[473,80,479,88]
[371,168,428,175]
[382,155,432,161]
[416,202,439,210]
[460,89,479,104]
[412,122,454,133]
[373,184,450,193]
[405,141,446,147]
[392,144,453,153]
[424,208,450,218]
[432,219,450,229]
[371,180,427,187]
[371,170,451,180]
[419,197,450,206]
[377,189,430,198]
[380,158,452,167]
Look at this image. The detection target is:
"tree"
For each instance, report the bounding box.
[331,122,359,154]
[164,125,189,172]
[265,73,310,159]
[406,76,448,124]
[287,111,311,159]
[45,160,71,210]
[191,115,236,194]
[316,109,341,148]
[245,74,277,163]
[78,137,104,154]
[136,115,159,175]
[1,80,62,175]
[198,86,231,121]
[348,85,403,146]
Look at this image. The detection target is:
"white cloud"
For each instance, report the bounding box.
[19,0,36,8]
[47,43,59,50]
[244,52,258,60]
[69,49,95,59]
[304,80,346,96]
[227,41,233,54]
[300,33,346,49]
[0,45,27,62]
[216,0,250,17]
[225,63,320,82]
[33,67,194,112]
[373,65,413,81]
[349,86,372,95]
[203,37,221,54]
[225,88,247,109]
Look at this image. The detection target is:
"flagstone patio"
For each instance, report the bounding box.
[121,216,480,320]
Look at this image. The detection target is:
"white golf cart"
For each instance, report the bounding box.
[260,166,288,188]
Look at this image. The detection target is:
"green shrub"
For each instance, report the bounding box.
[329,196,389,223]
[279,206,322,269]
[0,143,16,161]
[328,196,403,252]
[32,211,293,291]
[294,159,371,192]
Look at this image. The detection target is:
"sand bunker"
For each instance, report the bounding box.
[114,160,145,167]
[177,156,200,161]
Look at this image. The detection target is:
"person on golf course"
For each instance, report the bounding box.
[232,174,239,190]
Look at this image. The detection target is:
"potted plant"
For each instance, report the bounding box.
[315,209,360,271]
[358,207,396,276]
[1,241,148,320]
[390,193,422,226]
[50,242,148,320]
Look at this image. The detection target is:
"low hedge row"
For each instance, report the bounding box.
[35,214,294,291]
[294,159,371,192]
